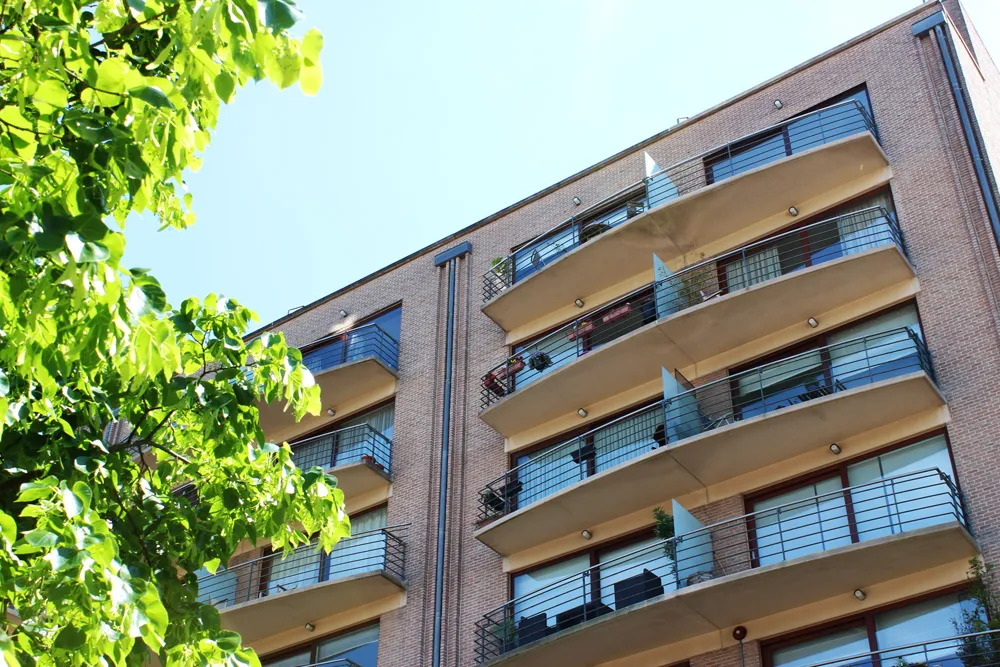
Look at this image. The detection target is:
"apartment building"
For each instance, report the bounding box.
[195,2,1000,666]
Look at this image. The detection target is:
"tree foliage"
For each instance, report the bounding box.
[0,1,347,665]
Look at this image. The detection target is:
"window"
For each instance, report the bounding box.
[749,433,956,568]
[510,529,670,640]
[300,305,401,372]
[262,624,380,667]
[509,402,663,512]
[767,592,977,667]
[511,194,646,285]
[265,506,388,597]
[289,402,395,471]
[706,86,874,186]
[731,302,922,420]
[717,189,896,296]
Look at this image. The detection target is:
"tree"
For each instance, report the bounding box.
[0,1,349,665]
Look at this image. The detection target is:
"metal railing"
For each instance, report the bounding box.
[482,99,878,302]
[799,630,1000,667]
[477,327,933,525]
[290,423,393,477]
[479,206,905,410]
[173,483,199,506]
[301,323,399,375]
[474,469,965,662]
[197,525,407,609]
[292,661,363,667]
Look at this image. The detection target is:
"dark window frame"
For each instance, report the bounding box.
[259,621,380,667]
[759,585,971,667]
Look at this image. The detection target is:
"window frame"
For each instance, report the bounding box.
[760,586,972,667]
[259,621,380,667]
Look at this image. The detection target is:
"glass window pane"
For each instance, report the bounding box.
[367,307,401,343]
[847,435,956,541]
[828,306,922,389]
[513,226,579,283]
[593,407,664,474]
[875,593,976,664]
[709,132,787,182]
[752,477,850,566]
[261,649,312,667]
[597,537,673,611]
[512,554,591,631]
[317,624,380,666]
[772,625,872,667]
[513,442,586,509]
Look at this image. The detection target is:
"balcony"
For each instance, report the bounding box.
[479,208,916,439]
[258,324,400,443]
[198,525,407,644]
[482,100,891,338]
[474,470,975,666]
[802,630,1000,667]
[475,329,943,556]
[290,424,393,506]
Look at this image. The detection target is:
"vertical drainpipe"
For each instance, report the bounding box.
[913,10,1000,250]
[431,241,471,667]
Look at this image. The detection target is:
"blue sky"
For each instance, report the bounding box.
[123,1,1000,328]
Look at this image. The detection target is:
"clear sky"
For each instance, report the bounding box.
[123,0,1000,329]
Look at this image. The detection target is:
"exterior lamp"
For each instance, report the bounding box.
[808,317,819,328]
[788,206,799,216]
[577,408,588,418]
[774,100,784,109]
[574,299,585,308]
[339,309,348,317]
[326,408,336,417]
[830,443,842,455]
[854,589,867,601]
[572,197,582,206]
[581,530,592,540]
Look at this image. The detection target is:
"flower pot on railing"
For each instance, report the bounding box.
[482,373,505,398]
[601,302,631,324]
[567,321,594,341]
[361,454,375,466]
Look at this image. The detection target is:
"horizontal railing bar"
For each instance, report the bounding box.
[479,325,929,521]
[801,630,1000,667]
[479,468,952,617]
[480,207,904,411]
[483,100,877,303]
[506,99,868,256]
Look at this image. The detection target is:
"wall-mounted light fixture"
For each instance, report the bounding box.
[788,206,799,216]
[774,100,784,109]
[577,408,588,418]
[830,443,843,455]
[305,623,316,632]
[581,530,592,540]
[339,309,348,318]
[808,317,819,328]
[572,196,582,206]
[574,298,585,308]
[854,589,867,601]
[326,408,336,417]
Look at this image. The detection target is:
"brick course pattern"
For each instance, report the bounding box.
[242,2,1000,665]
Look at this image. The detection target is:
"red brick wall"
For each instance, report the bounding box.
[254,3,1000,665]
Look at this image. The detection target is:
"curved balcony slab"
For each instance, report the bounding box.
[480,243,916,440]
[484,132,890,339]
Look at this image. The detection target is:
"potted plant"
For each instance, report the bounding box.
[505,354,526,375]
[488,617,517,654]
[488,257,509,291]
[653,506,677,564]
[528,351,553,372]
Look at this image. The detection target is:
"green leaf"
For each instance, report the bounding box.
[214,72,236,104]
[203,557,221,574]
[54,626,86,650]
[301,29,323,65]
[0,369,7,398]
[65,233,110,263]
[61,486,84,518]
[263,0,300,31]
[24,529,59,548]
[0,512,15,544]
[90,58,130,106]
[129,85,175,109]
[32,79,69,112]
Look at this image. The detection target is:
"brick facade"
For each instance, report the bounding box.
[245,2,1000,665]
